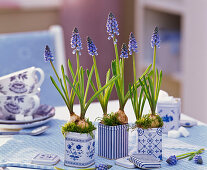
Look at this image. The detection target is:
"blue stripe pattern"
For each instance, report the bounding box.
[98,123,128,159]
[129,155,161,169]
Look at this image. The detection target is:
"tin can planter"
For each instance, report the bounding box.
[64,131,95,168]
[137,128,162,161]
[157,98,181,133]
[98,123,128,159]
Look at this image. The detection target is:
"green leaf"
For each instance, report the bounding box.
[80,67,85,98]
[112,60,124,107]
[84,65,94,105]
[155,70,162,105]
[92,55,102,94]
[68,58,75,79]
[86,69,97,93]
[148,76,155,113]
[61,65,69,101]
[155,68,159,99]
[65,76,83,105]
[139,77,153,112]
[106,69,111,83]
[50,76,69,109]
[85,74,119,112]
[125,64,152,103]
[140,89,147,118]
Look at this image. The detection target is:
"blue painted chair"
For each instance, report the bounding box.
[0,25,67,106]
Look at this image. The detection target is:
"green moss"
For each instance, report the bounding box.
[61,119,96,138]
[101,112,122,126]
[136,113,163,129]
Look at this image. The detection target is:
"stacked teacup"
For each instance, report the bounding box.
[0,67,44,121]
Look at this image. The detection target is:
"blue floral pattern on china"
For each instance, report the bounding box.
[66,142,83,161]
[137,128,162,161]
[86,141,95,159]
[8,72,28,94]
[157,99,181,133]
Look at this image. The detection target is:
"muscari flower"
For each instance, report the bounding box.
[71,27,83,55]
[95,164,112,170]
[44,45,54,62]
[120,43,128,59]
[166,155,177,165]
[194,155,203,164]
[106,12,119,44]
[151,26,160,48]
[87,37,98,56]
[128,32,138,55]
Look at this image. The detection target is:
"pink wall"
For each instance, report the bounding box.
[60,0,130,102]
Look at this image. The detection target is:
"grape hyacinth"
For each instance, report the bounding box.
[166,155,177,165]
[194,155,203,164]
[128,32,138,55]
[87,37,98,56]
[151,26,160,48]
[95,164,112,170]
[106,12,119,44]
[166,148,205,166]
[71,27,83,55]
[120,43,128,58]
[44,45,54,62]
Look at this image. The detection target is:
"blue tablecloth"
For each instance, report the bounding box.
[0,119,206,169]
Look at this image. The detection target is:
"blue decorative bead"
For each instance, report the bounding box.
[194,155,203,164]
[106,12,119,44]
[71,27,83,55]
[128,32,138,55]
[151,26,160,48]
[166,155,177,165]
[120,43,128,59]
[87,37,98,56]
[44,45,54,62]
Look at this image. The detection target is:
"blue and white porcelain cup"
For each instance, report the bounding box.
[0,93,40,120]
[0,67,44,95]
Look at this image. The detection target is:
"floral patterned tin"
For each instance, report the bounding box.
[137,128,162,161]
[64,131,95,168]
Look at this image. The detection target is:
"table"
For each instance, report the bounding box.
[0,100,206,170]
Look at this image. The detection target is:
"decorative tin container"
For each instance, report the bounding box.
[64,131,95,168]
[137,128,162,161]
[98,123,128,159]
[157,98,181,133]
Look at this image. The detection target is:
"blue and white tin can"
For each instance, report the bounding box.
[157,98,181,133]
[98,123,128,159]
[137,128,162,161]
[64,131,95,168]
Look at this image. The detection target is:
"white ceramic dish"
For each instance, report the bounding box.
[0,105,55,129]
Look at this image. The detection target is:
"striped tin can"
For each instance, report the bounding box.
[137,128,162,161]
[64,131,95,168]
[98,123,128,159]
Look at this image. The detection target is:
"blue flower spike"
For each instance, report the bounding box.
[194,155,203,164]
[128,32,138,55]
[106,12,119,44]
[151,26,160,48]
[166,155,177,165]
[95,164,112,170]
[87,37,98,56]
[120,43,128,59]
[71,27,83,55]
[44,45,54,62]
